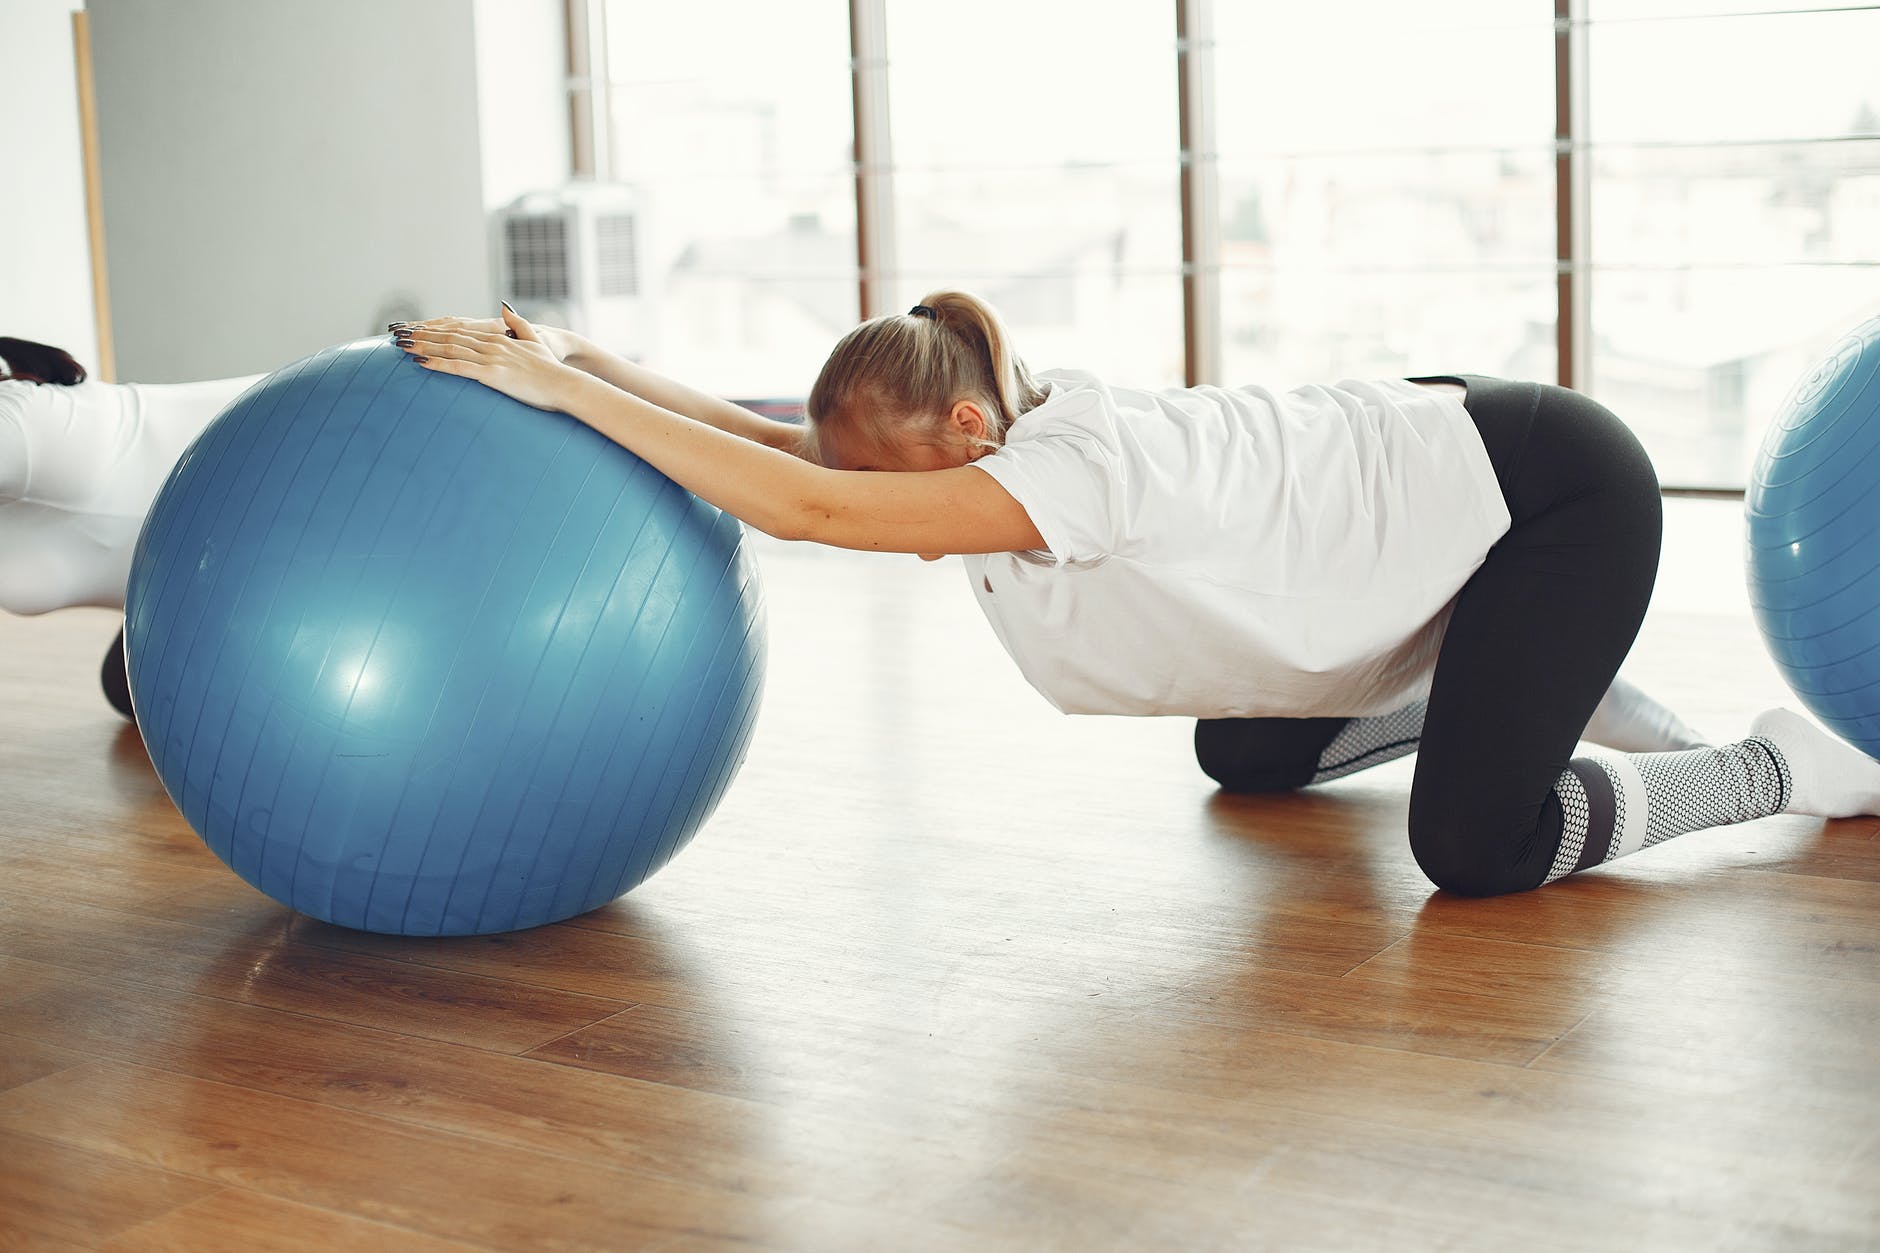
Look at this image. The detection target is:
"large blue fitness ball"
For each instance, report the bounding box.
[1746,313,1880,760]
[124,337,767,935]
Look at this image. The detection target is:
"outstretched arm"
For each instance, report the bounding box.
[397,311,1045,558]
[404,314,810,456]
[562,339,809,456]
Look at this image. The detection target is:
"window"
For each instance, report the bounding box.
[883,0,1185,386]
[1211,4,1558,388]
[1582,2,1880,486]
[601,3,859,398]
[591,1,1880,487]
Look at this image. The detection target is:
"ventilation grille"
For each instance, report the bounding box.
[594,213,639,298]
[504,215,570,301]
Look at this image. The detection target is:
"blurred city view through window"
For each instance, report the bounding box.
[600,1,1879,488]
[1586,3,1880,485]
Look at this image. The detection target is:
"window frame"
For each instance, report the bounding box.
[574,0,1878,494]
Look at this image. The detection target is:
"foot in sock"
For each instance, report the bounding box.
[1582,673,1710,753]
[1749,707,1880,818]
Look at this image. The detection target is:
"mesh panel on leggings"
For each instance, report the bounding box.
[1312,700,1428,784]
[1634,736,1792,848]
[1546,766,1590,883]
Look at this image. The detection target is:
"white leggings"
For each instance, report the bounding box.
[0,375,262,614]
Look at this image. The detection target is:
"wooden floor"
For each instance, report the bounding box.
[1,498,1876,1251]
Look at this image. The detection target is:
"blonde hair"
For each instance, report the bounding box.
[804,289,1046,466]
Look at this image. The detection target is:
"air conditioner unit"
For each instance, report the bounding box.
[493,184,655,362]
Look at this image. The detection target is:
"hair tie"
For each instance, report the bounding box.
[908,304,937,320]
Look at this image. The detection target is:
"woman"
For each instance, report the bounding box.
[391,294,1880,897]
[3,319,1678,745]
[0,337,264,718]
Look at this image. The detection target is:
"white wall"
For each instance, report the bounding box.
[87,0,493,382]
[1,0,571,384]
[0,1,97,373]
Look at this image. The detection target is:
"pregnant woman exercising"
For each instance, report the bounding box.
[388,293,1880,897]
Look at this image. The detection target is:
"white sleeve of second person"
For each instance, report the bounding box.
[0,374,263,615]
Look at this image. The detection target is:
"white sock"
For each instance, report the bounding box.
[1582,673,1709,753]
[1542,736,1791,884]
[1748,707,1880,818]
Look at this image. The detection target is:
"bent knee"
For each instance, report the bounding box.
[1194,746,1306,794]
[1198,766,1307,795]
[1194,724,1313,794]
[1407,816,1545,898]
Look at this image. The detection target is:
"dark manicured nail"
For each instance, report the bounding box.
[412,355,430,364]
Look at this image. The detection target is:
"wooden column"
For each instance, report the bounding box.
[565,0,611,180]
[1177,0,1221,387]
[73,10,116,383]
[848,0,897,321]
[1555,0,1591,391]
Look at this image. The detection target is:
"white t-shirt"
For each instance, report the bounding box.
[963,369,1512,719]
[0,374,262,614]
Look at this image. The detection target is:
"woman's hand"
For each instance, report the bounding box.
[392,304,584,412]
[391,308,587,364]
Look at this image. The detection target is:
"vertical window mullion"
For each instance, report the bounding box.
[849,0,896,321]
[1556,0,1590,391]
[566,0,612,180]
[1177,0,1221,387]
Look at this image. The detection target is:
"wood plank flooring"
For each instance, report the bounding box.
[2,498,1876,1251]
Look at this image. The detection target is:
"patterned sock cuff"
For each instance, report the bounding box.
[1544,765,1591,884]
[1743,734,1793,815]
[1543,754,1648,883]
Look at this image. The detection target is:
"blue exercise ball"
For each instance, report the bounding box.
[1746,313,1880,760]
[124,337,767,935]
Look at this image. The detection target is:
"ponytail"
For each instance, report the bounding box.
[805,289,1045,463]
[920,290,1047,438]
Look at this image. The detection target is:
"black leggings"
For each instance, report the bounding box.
[1194,376,1663,895]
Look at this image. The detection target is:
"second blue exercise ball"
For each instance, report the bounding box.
[124,336,767,935]
[1746,313,1880,760]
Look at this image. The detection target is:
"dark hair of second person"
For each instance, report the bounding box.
[0,338,88,385]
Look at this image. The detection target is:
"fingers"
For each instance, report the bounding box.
[500,300,536,341]
[393,329,518,382]
[388,316,505,337]
[398,326,507,345]
[391,318,554,393]
[412,355,468,376]
[397,334,478,369]
[389,306,531,343]
[393,327,506,357]
[399,336,479,362]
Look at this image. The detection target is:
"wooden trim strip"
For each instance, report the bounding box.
[848,0,896,321]
[1177,0,1221,387]
[73,10,115,383]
